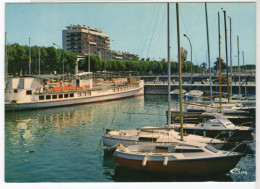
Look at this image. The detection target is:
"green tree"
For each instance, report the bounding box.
[214,58,226,71]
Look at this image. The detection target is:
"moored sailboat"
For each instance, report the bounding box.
[113,141,244,175]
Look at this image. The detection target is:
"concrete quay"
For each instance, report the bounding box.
[144,81,256,95]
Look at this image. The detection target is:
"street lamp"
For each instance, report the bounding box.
[183,34,193,82]
[53,43,64,81]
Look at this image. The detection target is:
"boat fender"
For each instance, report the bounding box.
[142,156,148,167]
[105,129,111,134]
[229,131,232,137]
[117,144,126,152]
[203,130,206,137]
[163,156,168,166]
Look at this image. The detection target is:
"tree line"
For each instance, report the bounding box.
[5,44,255,76]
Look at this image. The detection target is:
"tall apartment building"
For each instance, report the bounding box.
[62,25,111,60]
[62,24,138,61]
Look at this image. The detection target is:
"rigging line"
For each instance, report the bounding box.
[179,6,202,66]
[154,5,167,60]
[179,7,189,37]
[192,4,207,65]
[193,4,204,42]
[146,4,162,58]
[140,4,159,58]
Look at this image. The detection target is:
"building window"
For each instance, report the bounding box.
[26,90,32,95]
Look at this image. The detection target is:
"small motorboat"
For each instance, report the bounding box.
[113,142,245,176]
[185,90,203,98]
[171,113,255,140]
[103,126,226,151]
[170,89,186,98]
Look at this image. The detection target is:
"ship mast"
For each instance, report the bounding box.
[223,10,229,102]
[176,3,184,141]
[205,3,213,104]
[218,12,222,113]
[167,2,171,127]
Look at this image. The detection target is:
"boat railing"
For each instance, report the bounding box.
[35,80,142,95]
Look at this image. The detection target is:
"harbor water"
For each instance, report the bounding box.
[5,95,255,182]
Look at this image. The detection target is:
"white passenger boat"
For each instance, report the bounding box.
[113,142,244,175]
[103,126,226,151]
[5,72,144,111]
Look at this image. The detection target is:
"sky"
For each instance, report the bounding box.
[4,2,256,67]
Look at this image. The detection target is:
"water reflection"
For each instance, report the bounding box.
[112,166,233,182]
[5,95,255,182]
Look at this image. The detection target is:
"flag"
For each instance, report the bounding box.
[87,33,92,42]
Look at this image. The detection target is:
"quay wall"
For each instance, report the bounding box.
[144,83,255,95]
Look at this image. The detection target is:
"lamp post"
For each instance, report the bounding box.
[183,34,192,83]
[53,43,64,81]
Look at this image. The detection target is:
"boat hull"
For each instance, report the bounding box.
[114,154,243,175]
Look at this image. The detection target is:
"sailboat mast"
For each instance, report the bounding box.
[242,51,246,95]
[176,3,184,141]
[229,17,233,96]
[205,3,213,103]
[218,12,222,113]
[223,10,229,102]
[237,35,241,97]
[167,3,172,127]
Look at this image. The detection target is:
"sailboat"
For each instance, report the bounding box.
[113,3,245,175]
[113,141,244,175]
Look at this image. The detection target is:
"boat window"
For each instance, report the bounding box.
[59,94,63,99]
[64,94,69,98]
[14,89,18,93]
[138,137,157,142]
[46,95,51,100]
[18,79,24,89]
[26,90,32,95]
[175,149,204,153]
[205,145,218,153]
[70,93,74,97]
[39,96,44,100]
[155,146,168,151]
[212,125,220,127]
[52,95,57,99]
[82,92,86,96]
[77,93,81,97]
